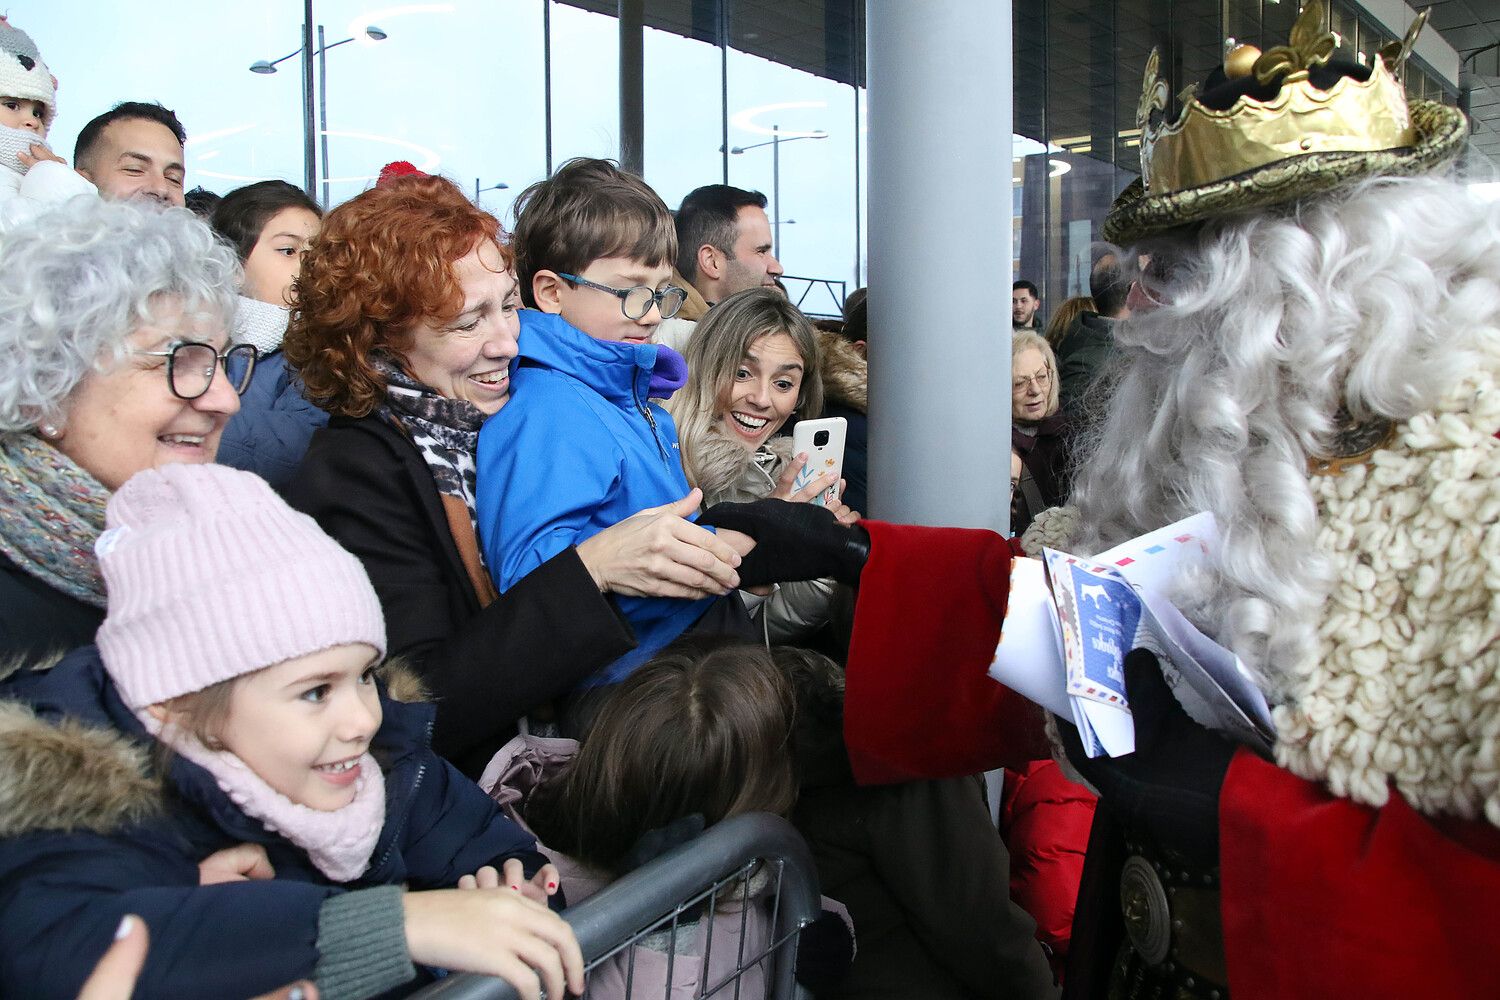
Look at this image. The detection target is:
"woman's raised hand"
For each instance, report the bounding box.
[404,889,584,1000]
[770,453,836,504]
[76,916,318,1000]
[576,489,743,600]
[772,455,860,526]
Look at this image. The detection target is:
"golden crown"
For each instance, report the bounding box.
[1139,1,1428,196]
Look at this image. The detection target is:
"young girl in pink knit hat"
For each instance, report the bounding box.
[0,463,582,1000]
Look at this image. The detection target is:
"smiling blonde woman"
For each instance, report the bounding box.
[670,288,859,642]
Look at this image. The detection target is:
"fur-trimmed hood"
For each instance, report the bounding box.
[0,651,431,840]
[816,330,867,415]
[689,429,793,506]
[0,698,159,839]
[672,269,712,324]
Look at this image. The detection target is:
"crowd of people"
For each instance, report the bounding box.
[2,6,1499,1000]
[0,16,1064,999]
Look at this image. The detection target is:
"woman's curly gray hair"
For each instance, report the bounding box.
[0,197,240,431]
[1068,173,1500,699]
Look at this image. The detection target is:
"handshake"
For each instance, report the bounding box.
[699,499,870,588]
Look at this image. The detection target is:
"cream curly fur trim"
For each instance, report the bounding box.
[1276,354,1500,827]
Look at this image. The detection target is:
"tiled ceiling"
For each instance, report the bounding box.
[1424,0,1500,171]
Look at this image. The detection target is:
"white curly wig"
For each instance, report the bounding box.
[0,197,240,431]
[1067,173,1500,699]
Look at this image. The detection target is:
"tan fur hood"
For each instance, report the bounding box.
[691,430,793,506]
[673,269,712,323]
[0,699,161,838]
[816,330,867,414]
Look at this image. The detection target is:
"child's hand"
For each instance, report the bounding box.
[828,480,860,525]
[198,843,276,885]
[404,888,584,1000]
[18,143,66,168]
[458,858,560,906]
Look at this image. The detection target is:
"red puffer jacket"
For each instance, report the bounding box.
[1000,759,1097,975]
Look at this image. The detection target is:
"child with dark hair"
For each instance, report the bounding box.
[481,638,852,999]
[475,157,754,702]
[211,179,329,490]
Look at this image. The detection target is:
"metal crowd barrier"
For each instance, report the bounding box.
[781,276,848,319]
[409,812,821,1000]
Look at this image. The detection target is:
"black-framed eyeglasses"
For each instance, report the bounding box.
[557,272,687,321]
[135,342,258,400]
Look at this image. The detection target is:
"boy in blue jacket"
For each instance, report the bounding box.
[476,158,747,690]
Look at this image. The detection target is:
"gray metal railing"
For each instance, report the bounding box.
[409,813,820,1000]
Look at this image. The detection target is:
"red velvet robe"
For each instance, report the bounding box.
[844,520,1500,999]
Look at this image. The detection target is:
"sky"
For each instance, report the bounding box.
[19,0,868,299]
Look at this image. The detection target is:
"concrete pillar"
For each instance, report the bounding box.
[866,0,1013,531]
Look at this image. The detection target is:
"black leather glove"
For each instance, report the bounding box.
[1056,649,1236,867]
[794,909,855,995]
[698,499,870,587]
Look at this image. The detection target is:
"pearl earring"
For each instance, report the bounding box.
[39,423,58,439]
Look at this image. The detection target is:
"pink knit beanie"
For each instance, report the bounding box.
[95,464,386,709]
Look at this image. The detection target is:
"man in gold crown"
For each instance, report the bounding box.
[703,4,1500,997]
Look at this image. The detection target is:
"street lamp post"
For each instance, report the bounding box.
[728,127,827,258]
[475,178,510,203]
[250,24,388,205]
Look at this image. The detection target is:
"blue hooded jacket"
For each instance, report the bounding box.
[0,646,547,999]
[475,310,710,686]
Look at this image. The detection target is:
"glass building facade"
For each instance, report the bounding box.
[1009,0,1459,312]
[26,0,1458,318]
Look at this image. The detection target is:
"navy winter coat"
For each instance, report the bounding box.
[217,350,329,493]
[0,645,546,999]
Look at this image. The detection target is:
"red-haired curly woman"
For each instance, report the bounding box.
[283,175,746,776]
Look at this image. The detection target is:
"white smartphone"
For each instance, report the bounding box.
[790,416,848,507]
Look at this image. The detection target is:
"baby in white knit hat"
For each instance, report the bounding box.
[0,16,96,229]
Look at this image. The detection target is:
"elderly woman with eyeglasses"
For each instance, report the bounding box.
[1009,331,1071,538]
[284,173,748,776]
[0,198,252,659]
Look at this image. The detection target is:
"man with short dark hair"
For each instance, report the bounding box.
[675,184,784,304]
[1056,254,1132,410]
[656,184,786,350]
[1011,279,1041,331]
[73,102,187,206]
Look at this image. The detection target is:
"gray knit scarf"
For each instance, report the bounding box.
[0,432,110,607]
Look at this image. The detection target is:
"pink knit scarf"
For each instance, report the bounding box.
[144,713,387,882]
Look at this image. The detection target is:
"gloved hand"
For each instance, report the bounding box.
[1056,649,1237,867]
[794,909,855,995]
[698,499,870,587]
